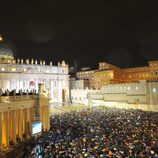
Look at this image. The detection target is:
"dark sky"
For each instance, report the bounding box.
[1,0,158,69]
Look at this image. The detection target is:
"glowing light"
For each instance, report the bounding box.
[136,87,138,90]
[1,68,5,71]
[0,35,2,41]
[127,87,131,90]
[153,88,156,92]
[11,68,16,72]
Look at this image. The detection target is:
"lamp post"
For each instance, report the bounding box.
[88,93,92,113]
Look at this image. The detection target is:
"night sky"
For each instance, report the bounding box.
[1,0,158,69]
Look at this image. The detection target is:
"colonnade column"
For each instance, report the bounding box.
[0,112,2,150]
[40,106,50,131]
[6,112,9,147]
[26,108,30,137]
[12,110,16,143]
[18,109,23,140]
[46,106,50,130]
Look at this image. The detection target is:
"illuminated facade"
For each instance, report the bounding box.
[76,61,158,89]
[0,36,69,103]
[0,85,50,150]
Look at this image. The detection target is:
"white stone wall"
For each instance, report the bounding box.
[71,89,99,105]
[71,81,158,111]
[101,81,148,104]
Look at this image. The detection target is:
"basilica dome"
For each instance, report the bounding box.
[0,43,14,59]
[0,35,15,64]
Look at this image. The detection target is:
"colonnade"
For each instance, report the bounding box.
[0,108,31,150]
[0,106,50,150]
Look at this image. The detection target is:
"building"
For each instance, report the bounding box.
[73,79,89,89]
[71,80,158,111]
[76,61,158,89]
[76,69,96,89]
[0,35,69,103]
[93,70,114,89]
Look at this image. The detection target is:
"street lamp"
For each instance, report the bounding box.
[88,93,92,112]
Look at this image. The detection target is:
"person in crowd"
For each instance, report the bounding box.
[28,108,158,158]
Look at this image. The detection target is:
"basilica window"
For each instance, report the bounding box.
[127,87,131,90]
[11,67,16,72]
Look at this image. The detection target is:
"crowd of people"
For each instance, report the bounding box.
[28,108,158,158]
[0,89,37,96]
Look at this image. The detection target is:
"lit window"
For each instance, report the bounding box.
[1,68,5,71]
[24,68,26,72]
[12,68,16,72]
[127,87,131,90]
[153,88,156,92]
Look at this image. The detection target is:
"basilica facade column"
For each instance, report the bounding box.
[58,79,62,102]
[35,79,39,93]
